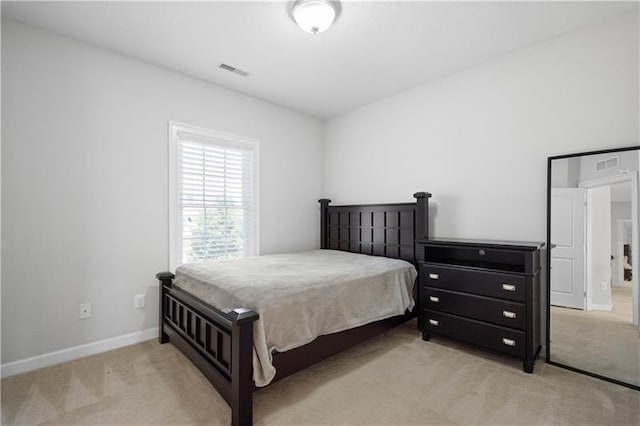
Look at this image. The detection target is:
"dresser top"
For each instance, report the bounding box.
[417,238,545,251]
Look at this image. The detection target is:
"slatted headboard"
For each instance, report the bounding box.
[319,192,431,265]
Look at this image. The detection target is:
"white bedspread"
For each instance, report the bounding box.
[173,249,417,387]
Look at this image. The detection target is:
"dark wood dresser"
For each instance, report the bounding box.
[417,238,544,373]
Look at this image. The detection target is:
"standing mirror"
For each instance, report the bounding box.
[547,146,640,390]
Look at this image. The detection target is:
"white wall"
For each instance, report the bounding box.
[1,20,323,365]
[324,13,639,242]
[551,157,581,189]
[3,10,639,370]
[578,150,640,184]
[587,186,612,310]
[550,158,570,188]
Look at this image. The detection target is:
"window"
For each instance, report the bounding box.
[169,122,258,270]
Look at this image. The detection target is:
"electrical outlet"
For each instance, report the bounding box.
[79,303,91,319]
[601,282,608,291]
[134,294,145,309]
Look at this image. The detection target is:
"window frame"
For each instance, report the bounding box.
[168,121,260,271]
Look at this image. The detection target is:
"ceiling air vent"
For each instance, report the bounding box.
[219,63,249,77]
[595,156,619,172]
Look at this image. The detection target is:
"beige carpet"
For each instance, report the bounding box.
[551,286,640,387]
[3,320,640,425]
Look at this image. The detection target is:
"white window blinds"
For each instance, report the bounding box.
[169,123,258,269]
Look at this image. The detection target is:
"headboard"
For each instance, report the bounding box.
[318,192,431,265]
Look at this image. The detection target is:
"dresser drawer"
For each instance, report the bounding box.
[424,287,526,330]
[421,263,525,302]
[424,310,526,358]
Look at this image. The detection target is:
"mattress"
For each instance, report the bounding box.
[173,249,417,386]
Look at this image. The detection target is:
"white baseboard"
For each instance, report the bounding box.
[0,327,158,379]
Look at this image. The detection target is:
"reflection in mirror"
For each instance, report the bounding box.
[548,147,640,389]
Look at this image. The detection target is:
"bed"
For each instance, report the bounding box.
[156,192,431,425]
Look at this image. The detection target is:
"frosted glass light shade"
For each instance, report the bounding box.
[293,0,336,34]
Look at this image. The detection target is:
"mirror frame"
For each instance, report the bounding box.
[546,145,640,391]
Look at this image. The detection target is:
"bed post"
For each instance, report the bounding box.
[413,192,431,331]
[413,192,431,256]
[229,308,259,426]
[156,272,175,344]
[319,198,331,249]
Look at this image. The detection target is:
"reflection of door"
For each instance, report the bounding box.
[579,171,639,326]
[551,188,586,309]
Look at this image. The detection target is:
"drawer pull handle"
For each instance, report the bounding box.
[502,283,516,292]
[502,338,516,347]
[429,296,440,303]
[429,273,439,280]
[503,311,516,319]
[429,319,439,326]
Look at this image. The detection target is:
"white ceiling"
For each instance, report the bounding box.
[2,1,637,118]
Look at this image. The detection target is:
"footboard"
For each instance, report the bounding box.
[156,272,259,426]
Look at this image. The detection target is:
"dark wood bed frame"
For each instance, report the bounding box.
[156,192,431,425]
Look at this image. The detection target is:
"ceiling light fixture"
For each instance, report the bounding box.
[292,0,337,35]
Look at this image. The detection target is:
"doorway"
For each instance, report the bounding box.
[580,174,639,326]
